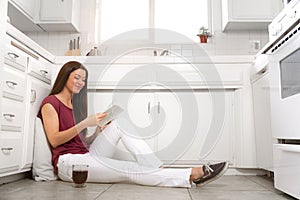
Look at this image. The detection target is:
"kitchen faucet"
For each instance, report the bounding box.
[160,49,169,56]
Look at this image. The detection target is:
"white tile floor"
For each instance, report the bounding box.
[0,175,296,200]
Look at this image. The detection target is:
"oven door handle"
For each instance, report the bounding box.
[278,145,300,153]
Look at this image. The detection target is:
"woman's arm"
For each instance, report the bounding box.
[81,126,101,145]
[82,122,111,145]
[41,103,106,148]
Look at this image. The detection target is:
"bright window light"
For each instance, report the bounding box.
[99,0,208,42]
[101,0,149,41]
[155,0,208,42]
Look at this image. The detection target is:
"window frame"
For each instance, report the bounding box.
[96,0,212,43]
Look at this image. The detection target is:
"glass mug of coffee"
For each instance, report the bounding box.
[72,164,89,188]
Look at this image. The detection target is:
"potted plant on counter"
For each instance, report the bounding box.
[197,26,211,43]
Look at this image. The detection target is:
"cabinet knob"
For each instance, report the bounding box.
[6,80,18,88]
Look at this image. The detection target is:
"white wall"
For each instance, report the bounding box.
[25,0,270,57]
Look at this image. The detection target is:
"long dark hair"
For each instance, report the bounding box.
[50,61,88,129]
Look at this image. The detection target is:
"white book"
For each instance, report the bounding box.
[98,105,124,127]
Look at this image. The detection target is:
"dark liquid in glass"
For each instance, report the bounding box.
[72,170,88,184]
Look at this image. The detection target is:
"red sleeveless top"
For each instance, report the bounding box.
[38,95,88,172]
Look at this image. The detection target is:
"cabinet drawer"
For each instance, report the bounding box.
[0,138,22,173]
[28,58,51,84]
[1,68,26,100]
[1,98,25,130]
[4,42,28,72]
[273,144,300,199]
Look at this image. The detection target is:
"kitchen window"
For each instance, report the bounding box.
[99,0,149,41]
[97,0,209,42]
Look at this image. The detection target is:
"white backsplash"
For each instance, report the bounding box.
[25,29,269,57]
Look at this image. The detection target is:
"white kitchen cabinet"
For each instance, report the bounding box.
[157,90,234,165]
[60,57,254,168]
[4,39,28,72]
[87,89,235,166]
[7,1,43,32]
[27,57,52,84]
[7,0,80,32]
[0,42,27,175]
[0,74,25,173]
[0,3,6,172]
[222,0,283,30]
[9,0,36,20]
[252,72,274,171]
[87,91,157,151]
[38,0,80,32]
[21,65,51,169]
[0,33,52,177]
[0,136,22,174]
[87,91,118,142]
[124,91,174,152]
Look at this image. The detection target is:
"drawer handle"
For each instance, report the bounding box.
[157,101,160,114]
[148,102,151,114]
[40,70,48,77]
[6,81,18,88]
[1,147,13,151]
[8,52,19,59]
[1,147,14,154]
[3,113,15,121]
[30,90,37,103]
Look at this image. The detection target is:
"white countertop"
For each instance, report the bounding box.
[55,55,254,64]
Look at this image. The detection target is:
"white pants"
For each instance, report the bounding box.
[57,120,192,188]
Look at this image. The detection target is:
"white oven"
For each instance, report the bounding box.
[268,20,300,139]
[266,0,300,199]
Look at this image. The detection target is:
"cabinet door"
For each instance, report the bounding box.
[28,58,52,84]
[158,90,234,165]
[39,0,71,21]
[231,0,279,20]
[222,0,283,30]
[119,91,157,150]
[197,90,234,163]
[87,90,234,166]
[88,92,113,114]
[252,73,273,171]
[87,91,156,159]
[10,0,36,19]
[0,136,22,174]
[22,78,50,169]
[154,91,183,163]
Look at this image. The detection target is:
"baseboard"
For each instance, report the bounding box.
[162,164,269,176]
[224,168,269,176]
[0,172,31,185]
